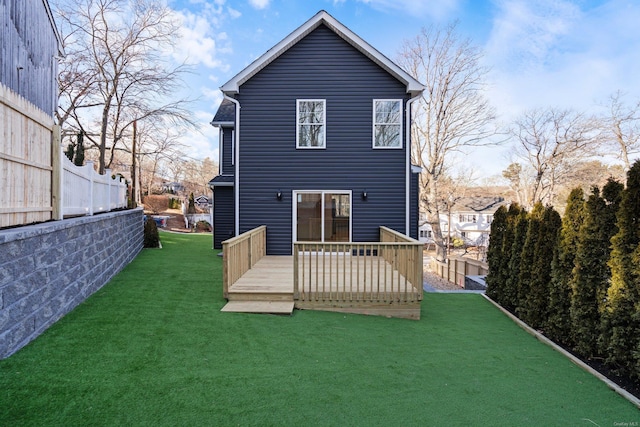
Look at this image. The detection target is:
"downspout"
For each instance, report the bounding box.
[224,94,241,236]
[405,93,421,236]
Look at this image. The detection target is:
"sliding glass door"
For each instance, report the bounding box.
[295,191,351,242]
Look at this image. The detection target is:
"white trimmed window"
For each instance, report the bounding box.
[373,99,402,148]
[297,99,326,148]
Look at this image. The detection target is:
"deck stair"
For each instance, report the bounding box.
[221,300,295,314]
[222,256,295,315]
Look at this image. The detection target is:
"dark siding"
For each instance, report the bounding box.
[0,0,60,114]
[410,170,419,239]
[213,186,235,249]
[237,25,411,255]
[221,128,234,175]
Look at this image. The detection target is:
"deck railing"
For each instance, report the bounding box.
[379,226,424,290]
[293,227,423,304]
[221,225,266,297]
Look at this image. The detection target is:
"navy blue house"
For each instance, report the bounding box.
[209,10,424,255]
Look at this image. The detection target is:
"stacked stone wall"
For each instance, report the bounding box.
[0,209,143,358]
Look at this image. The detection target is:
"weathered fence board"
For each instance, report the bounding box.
[0,82,54,228]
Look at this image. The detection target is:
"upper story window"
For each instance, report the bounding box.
[297,100,325,148]
[458,214,477,223]
[373,99,402,148]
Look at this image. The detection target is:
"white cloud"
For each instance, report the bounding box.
[171,10,232,70]
[485,0,580,73]
[357,0,460,20]
[249,0,270,10]
[484,0,640,122]
[228,6,241,19]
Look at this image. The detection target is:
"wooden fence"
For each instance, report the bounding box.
[1,82,128,227]
[431,257,489,287]
[221,226,267,298]
[0,82,54,228]
[1,82,129,227]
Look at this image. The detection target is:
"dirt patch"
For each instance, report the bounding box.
[423,265,463,291]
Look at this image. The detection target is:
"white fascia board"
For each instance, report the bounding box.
[220,10,425,96]
[210,121,235,128]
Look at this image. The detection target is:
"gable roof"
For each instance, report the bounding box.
[220,10,425,97]
[454,197,507,213]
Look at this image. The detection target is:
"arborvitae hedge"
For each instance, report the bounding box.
[527,205,561,330]
[570,185,617,357]
[504,209,528,313]
[516,203,545,327]
[547,188,584,346]
[485,160,640,384]
[485,205,508,303]
[602,161,640,379]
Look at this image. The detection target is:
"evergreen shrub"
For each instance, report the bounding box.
[144,218,160,248]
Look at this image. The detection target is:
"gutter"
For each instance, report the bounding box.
[223,94,241,236]
[405,93,421,236]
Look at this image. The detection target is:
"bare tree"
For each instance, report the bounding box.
[54,0,196,175]
[397,22,501,261]
[502,162,533,208]
[603,91,640,170]
[181,157,218,196]
[508,108,601,209]
[128,120,186,202]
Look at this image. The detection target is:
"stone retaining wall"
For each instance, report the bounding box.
[0,208,143,358]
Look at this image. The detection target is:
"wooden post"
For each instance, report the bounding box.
[222,241,229,299]
[293,243,299,300]
[51,125,63,220]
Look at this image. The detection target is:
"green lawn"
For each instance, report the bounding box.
[1,232,637,426]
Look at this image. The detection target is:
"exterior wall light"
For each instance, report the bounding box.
[277,190,283,200]
[362,189,368,201]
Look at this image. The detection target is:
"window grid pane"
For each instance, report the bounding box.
[374,100,401,148]
[298,100,325,148]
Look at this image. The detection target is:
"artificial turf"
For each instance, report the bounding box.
[1,232,637,426]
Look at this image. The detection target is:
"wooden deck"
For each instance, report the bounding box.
[227,256,294,301]
[224,255,421,319]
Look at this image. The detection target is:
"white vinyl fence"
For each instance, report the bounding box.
[61,152,127,217]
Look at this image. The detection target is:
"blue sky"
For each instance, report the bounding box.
[167,0,640,178]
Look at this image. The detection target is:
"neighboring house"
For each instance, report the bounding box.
[161,181,185,194]
[194,195,211,210]
[419,196,508,247]
[209,10,425,254]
